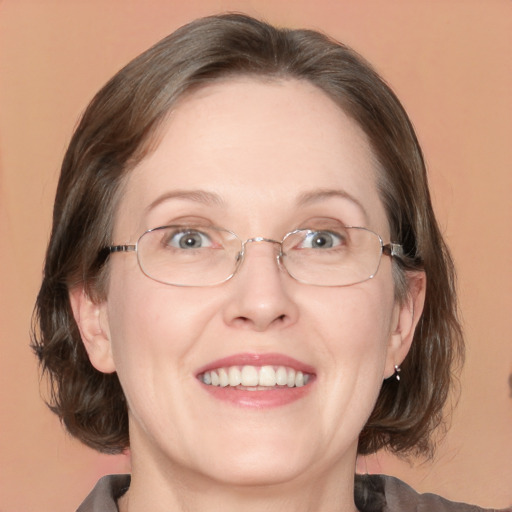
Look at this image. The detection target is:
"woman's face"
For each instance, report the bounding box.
[80,78,416,486]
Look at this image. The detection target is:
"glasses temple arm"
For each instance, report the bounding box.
[382,243,404,259]
[107,244,137,253]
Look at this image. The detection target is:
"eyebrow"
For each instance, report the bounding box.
[297,188,368,220]
[145,187,368,221]
[145,189,225,213]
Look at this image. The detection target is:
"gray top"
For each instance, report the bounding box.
[76,474,508,512]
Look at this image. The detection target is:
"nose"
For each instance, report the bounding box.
[222,238,299,332]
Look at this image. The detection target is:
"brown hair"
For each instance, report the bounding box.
[32,13,463,456]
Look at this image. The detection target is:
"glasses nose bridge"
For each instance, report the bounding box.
[237,236,283,270]
[242,236,283,254]
[243,236,281,247]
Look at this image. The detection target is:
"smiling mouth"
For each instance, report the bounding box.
[198,365,312,389]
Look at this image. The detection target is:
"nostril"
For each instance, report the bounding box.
[231,313,288,330]
[231,316,249,327]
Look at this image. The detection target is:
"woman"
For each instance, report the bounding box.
[32,13,496,512]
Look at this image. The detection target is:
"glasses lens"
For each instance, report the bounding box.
[281,227,383,286]
[137,226,241,286]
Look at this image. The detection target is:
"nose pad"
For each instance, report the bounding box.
[275,251,285,272]
[231,250,245,279]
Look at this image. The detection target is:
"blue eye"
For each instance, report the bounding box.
[300,230,344,249]
[167,230,213,249]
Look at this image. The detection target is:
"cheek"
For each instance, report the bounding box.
[310,282,395,350]
[104,263,176,371]
[107,284,199,365]
[104,262,227,389]
[288,280,396,451]
[103,280,208,424]
[305,277,396,403]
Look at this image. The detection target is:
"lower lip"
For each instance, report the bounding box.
[200,381,315,408]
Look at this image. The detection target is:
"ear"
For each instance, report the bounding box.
[69,286,116,374]
[385,271,426,378]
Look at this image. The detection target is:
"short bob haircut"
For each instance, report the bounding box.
[32,13,463,456]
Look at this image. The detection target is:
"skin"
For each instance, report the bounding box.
[71,78,425,512]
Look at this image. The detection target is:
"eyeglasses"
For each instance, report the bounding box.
[103,224,403,287]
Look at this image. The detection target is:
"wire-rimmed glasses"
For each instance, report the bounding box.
[103,224,403,287]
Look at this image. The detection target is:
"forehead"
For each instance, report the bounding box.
[115,78,388,238]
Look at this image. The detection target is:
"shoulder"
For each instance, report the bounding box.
[76,474,130,512]
[357,474,509,512]
[76,473,509,512]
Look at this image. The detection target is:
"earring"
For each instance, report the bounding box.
[394,365,401,381]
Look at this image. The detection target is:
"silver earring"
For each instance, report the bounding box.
[394,365,401,381]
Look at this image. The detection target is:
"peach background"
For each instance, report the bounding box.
[0,1,511,510]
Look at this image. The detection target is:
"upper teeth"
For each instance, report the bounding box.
[199,365,311,388]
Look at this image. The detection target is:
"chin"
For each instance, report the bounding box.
[185,428,328,487]
[201,454,310,487]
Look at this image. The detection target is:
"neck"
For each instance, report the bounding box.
[119,449,359,512]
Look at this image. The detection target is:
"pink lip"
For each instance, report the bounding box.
[196,353,316,409]
[196,352,316,375]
